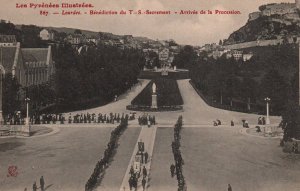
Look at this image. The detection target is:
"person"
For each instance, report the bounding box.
[244,120,249,128]
[143,166,147,178]
[40,176,45,191]
[32,182,37,191]
[128,176,133,190]
[142,178,146,191]
[129,165,134,176]
[170,164,175,177]
[141,152,144,163]
[228,184,232,191]
[144,152,149,164]
[258,117,262,125]
[213,121,218,126]
[295,142,299,154]
[231,120,234,127]
[262,117,266,125]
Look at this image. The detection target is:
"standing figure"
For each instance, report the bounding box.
[143,166,147,178]
[142,178,146,191]
[228,184,232,191]
[40,176,45,191]
[32,182,37,191]
[144,152,149,164]
[170,164,175,177]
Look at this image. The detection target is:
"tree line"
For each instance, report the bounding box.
[173,44,298,116]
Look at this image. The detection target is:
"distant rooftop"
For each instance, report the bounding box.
[0,35,16,43]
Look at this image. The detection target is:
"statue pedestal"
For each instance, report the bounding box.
[21,124,31,137]
[151,94,158,109]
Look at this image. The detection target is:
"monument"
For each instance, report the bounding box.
[151,83,158,109]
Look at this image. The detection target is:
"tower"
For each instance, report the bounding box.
[296,0,300,10]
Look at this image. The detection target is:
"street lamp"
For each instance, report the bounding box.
[25,97,30,125]
[0,68,3,125]
[264,97,271,125]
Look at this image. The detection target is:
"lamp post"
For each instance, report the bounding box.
[264,97,271,125]
[0,68,3,125]
[25,97,30,125]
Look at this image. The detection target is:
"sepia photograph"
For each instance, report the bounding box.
[0,0,300,190]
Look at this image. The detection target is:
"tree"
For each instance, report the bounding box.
[74,29,82,34]
[2,74,20,116]
[281,103,300,140]
[172,45,197,69]
[219,40,223,46]
[260,69,288,115]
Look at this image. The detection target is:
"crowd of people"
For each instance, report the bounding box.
[70,112,134,124]
[128,139,149,191]
[3,112,135,125]
[138,113,156,127]
[171,116,186,191]
[85,117,128,191]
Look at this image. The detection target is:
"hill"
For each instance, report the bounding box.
[224,14,300,45]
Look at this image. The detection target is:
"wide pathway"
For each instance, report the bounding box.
[119,125,157,191]
[68,79,150,116]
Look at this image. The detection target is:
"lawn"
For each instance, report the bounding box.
[131,78,183,108]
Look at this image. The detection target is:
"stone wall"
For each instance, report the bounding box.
[223,39,284,50]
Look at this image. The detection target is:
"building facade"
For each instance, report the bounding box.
[0,35,54,87]
[39,29,55,41]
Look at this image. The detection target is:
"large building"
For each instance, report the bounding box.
[250,0,300,20]
[39,29,55,41]
[0,35,54,87]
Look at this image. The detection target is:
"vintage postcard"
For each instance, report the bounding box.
[0,0,299,191]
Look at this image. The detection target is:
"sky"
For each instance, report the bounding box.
[0,0,294,45]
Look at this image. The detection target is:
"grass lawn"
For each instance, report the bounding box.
[131,78,183,107]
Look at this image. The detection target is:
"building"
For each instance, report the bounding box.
[22,46,54,86]
[249,12,261,21]
[66,34,86,45]
[39,29,55,41]
[243,52,254,62]
[0,35,17,47]
[262,3,297,16]
[211,49,230,59]
[0,35,54,87]
[159,48,169,61]
[0,42,25,86]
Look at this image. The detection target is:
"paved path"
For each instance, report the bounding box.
[67,79,150,116]
[119,125,157,191]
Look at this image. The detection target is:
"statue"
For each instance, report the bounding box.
[152,83,156,94]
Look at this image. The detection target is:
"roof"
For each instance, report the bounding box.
[0,35,16,43]
[0,47,17,72]
[22,48,48,63]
